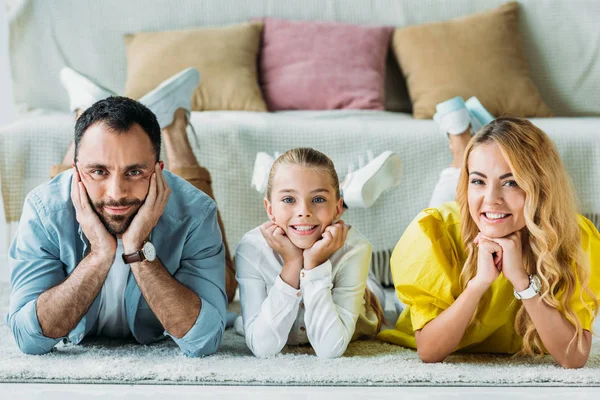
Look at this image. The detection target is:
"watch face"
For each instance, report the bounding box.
[531,274,542,292]
[143,242,156,262]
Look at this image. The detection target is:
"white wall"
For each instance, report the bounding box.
[0,0,16,126]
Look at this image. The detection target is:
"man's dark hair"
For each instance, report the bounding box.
[74,96,161,162]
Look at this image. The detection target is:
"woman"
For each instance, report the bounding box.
[378,116,600,368]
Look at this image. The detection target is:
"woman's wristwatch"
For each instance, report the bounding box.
[122,241,157,264]
[513,274,541,300]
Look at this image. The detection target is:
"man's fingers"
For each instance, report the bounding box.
[78,182,92,213]
[71,171,82,212]
[145,172,158,206]
[155,163,169,202]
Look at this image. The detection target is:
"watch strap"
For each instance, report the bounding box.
[122,250,146,264]
[514,276,539,300]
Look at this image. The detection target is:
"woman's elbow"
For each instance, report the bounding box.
[417,346,448,363]
[557,357,588,369]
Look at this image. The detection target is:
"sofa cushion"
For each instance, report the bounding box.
[391,2,552,119]
[123,22,267,112]
[259,18,393,111]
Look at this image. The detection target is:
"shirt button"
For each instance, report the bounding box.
[300,326,306,332]
[301,271,305,278]
[296,292,301,298]
[300,302,304,309]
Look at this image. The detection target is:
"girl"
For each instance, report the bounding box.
[236,148,385,358]
[379,115,600,368]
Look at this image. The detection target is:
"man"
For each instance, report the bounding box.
[7,95,227,357]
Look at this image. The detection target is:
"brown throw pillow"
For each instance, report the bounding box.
[392,2,552,119]
[123,22,267,112]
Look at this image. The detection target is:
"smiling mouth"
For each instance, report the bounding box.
[290,225,319,236]
[481,212,511,222]
[104,206,132,215]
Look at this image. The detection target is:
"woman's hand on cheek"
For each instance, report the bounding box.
[303,221,348,270]
[470,233,502,292]
[259,221,303,266]
[489,231,530,291]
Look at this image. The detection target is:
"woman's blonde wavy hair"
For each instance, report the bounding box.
[266,148,385,331]
[455,116,597,356]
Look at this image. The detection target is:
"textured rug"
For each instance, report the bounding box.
[1,283,600,386]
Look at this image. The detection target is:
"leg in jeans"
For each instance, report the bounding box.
[163,109,237,303]
[428,129,471,208]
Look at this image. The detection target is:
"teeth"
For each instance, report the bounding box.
[294,225,316,231]
[485,213,508,220]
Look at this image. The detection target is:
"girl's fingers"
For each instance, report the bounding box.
[259,221,275,232]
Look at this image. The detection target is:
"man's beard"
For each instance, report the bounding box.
[91,198,143,236]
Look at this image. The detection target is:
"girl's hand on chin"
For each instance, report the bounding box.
[303,221,349,270]
[259,221,303,266]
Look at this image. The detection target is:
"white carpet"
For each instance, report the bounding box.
[1,283,600,386]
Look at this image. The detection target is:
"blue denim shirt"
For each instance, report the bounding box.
[7,169,227,357]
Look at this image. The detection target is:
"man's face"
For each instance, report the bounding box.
[75,122,158,236]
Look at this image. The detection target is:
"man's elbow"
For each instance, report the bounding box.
[182,332,222,358]
[9,319,55,355]
[13,334,53,355]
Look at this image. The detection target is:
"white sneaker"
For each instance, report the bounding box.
[138,67,200,130]
[341,151,402,208]
[60,67,116,113]
[433,96,494,136]
[251,152,280,193]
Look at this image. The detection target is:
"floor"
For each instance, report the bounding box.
[1,384,600,399]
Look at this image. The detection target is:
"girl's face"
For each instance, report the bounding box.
[467,142,527,238]
[265,164,343,249]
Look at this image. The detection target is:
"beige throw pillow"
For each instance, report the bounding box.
[124,22,267,111]
[392,2,552,119]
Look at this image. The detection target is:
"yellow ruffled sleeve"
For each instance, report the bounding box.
[567,215,600,330]
[391,203,465,331]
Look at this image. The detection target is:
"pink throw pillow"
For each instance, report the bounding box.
[259,18,393,111]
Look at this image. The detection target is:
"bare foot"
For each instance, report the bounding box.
[163,108,199,170]
[449,127,472,168]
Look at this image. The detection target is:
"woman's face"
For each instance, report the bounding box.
[265,164,343,249]
[467,142,527,238]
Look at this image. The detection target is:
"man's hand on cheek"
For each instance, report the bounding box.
[71,168,117,263]
[303,220,348,270]
[122,163,171,253]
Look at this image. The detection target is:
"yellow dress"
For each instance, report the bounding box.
[378,202,600,354]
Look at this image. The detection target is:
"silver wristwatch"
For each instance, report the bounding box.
[513,274,541,300]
